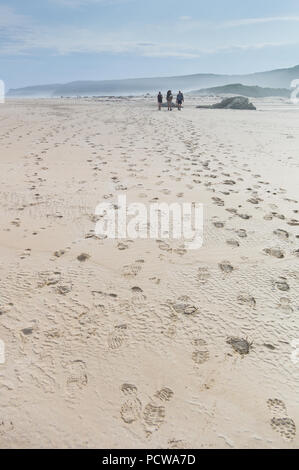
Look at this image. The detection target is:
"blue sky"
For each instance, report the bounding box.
[1,0,299,89]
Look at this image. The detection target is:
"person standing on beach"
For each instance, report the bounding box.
[176,90,184,110]
[157,91,163,110]
[166,90,173,111]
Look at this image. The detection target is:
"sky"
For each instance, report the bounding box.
[1,0,299,89]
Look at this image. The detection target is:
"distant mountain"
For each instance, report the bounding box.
[7,65,299,98]
[191,83,290,98]
[7,84,63,98]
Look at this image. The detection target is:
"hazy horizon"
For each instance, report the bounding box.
[6,63,299,91]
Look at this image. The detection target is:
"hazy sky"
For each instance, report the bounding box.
[1,0,299,89]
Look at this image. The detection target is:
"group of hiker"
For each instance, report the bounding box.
[157,90,184,111]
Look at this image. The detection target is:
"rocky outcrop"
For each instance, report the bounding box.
[197,96,256,110]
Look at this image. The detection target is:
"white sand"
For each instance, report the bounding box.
[0,96,298,448]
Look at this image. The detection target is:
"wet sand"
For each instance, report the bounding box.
[0,96,298,448]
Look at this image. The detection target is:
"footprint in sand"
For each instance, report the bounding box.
[278,297,293,313]
[173,246,187,256]
[120,384,142,424]
[223,179,236,186]
[108,324,129,349]
[238,213,252,220]
[237,293,256,308]
[219,261,234,274]
[227,337,252,356]
[120,399,142,424]
[213,221,225,229]
[197,267,211,284]
[226,208,238,215]
[117,242,129,251]
[273,229,289,241]
[154,387,174,402]
[131,286,147,305]
[122,260,143,278]
[267,398,296,441]
[212,197,224,207]
[287,219,299,226]
[142,387,174,435]
[120,383,138,396]
[54,249,66,258]
[56,284,72,295]
[77,253,90,262]
[226,239,240,247]
[171,301,198,316]
[0,420,14,436]
[143,403,166,433]
[192,339,210,365]
[168,439,189,449]
[236,229,247,238]
[275,279,290,292]
[248,197,262,205]
[263,248,285,259]
[37,270,61,287]
[157,240,172,252]
[65,360,88,393]
[267,398,287,416]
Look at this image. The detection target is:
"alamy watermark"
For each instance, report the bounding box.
[0,80,4,104]
[95,195,203,250]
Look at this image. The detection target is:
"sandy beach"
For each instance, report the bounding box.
[0,96,298,449]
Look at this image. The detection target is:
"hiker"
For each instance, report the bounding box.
[176,90,184,110]
[166,90,173,111]
[157,91,163,110]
